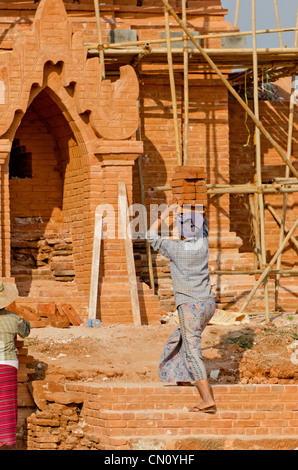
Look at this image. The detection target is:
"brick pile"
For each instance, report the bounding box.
[26,381,88,450]
[9,302,82,328]
[170,165,207,209]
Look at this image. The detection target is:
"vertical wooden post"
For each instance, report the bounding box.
[182,0,189,166]
[164,8,182,166]
[94,0,105,79]
[252,0,270,321]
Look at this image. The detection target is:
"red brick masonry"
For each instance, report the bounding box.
[25,382,298,450]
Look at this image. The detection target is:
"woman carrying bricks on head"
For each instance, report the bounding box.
[0,282,30,449]
[146,204,216,413]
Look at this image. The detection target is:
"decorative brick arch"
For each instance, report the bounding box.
[0,0,140,141]
[0,0,143,319]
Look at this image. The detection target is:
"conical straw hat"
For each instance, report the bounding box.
[0,281,19,309]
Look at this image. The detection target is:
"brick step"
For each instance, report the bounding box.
[69,383,298,412]
[84,407,298,439]
[30,382,298,450]
[95,434,298,451]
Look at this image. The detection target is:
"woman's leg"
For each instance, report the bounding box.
[178,300,216,412]
[193,379,215,410]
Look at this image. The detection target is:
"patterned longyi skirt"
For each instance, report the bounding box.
[0,365,18,447]
[159,298,216,383]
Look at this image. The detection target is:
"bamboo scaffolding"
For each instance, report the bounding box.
[88,0,298,318]
[164,8,182,166]
[88,46,298,62]
[86,27,298,51]
[160,0,298,181]
[275,3,298,309]
[265,202,298,251]
[239,219,298,313]
[252,0,270,321]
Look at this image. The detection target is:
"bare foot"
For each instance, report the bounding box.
[189,400,217,413]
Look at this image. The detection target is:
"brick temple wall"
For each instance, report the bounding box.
[0,0,296,319]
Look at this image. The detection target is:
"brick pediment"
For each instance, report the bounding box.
[0,0,139,140]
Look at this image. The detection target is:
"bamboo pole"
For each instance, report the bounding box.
[150,183,298,194]
[89,46,298,57]
[182,0,189,166]
[252,0,270,322]
[137,154,155,290]
[234,0,240,27]
[273,0,283,48]
[249,194,262,268]
[94,0,105,79]
[164,8,182,166]
[239,219,298,313]
[265,202,298,250]
[275,3,298,308]
[86,28,298,51]
[136,98,155,291]
[208,186,298,194]
[209,270,298,276]
[160,0,298,180]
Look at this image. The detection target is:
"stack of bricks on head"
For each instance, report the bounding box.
[170,165,207,213]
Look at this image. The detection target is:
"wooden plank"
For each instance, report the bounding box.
[88,210,103,321]
[118,182,141,326]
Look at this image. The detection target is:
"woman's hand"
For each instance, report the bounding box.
[161,203,180,220]
[148,202,180,232]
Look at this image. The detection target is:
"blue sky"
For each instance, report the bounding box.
[221,0,298,48]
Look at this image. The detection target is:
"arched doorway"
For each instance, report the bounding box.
[9,86,87,301]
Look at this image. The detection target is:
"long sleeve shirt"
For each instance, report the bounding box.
[146,218,214,308]
[0,309,31,365]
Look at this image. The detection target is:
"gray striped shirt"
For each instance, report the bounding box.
[146,219,214,308]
